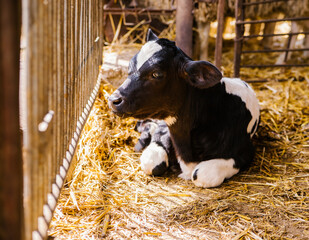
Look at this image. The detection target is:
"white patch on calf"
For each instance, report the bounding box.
[140,142,168,175]
[177,157,198,180]
[192,158,239,188]
[221,78,260,137]
[136,41,162,70]
[164,116,177,127]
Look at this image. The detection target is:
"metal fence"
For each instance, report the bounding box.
[21,0,104,239]
[234,0,309,77]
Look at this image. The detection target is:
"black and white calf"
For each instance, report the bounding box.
[108,29,260,188]
[134,119,177,176]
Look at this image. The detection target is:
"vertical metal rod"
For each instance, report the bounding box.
[284,31,293,62]
[176,0,193,57]
[215,0,225,70]
[234,0,244,78]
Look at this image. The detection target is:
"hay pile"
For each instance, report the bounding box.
[49,66,309,240]
[49,26,309,240]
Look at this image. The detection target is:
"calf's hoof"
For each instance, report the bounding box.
[191,159,239,188]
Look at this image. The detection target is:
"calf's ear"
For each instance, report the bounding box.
[184,61,222,89]
[146,28,159,42]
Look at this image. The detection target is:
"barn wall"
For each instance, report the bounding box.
[22,0,104,239]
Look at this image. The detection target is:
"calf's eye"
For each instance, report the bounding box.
[152,72,161,79]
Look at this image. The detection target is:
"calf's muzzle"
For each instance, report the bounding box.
[108,90,123,111]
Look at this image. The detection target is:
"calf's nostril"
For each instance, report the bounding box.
[112,97,122,106]
[108,91,124,108]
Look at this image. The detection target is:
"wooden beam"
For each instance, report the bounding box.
[0,1,23,240]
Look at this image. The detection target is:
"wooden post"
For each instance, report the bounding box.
[234,0,244,78]
[0,1,23,240]
[176,0,193,57]
[215,0,225,70]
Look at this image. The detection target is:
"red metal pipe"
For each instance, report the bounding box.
[176,0,193,57]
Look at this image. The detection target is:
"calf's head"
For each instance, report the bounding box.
[108,29,222,119]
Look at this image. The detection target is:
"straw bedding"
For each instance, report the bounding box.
[49,36,309,240]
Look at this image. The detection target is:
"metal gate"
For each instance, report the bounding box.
[234,0,309,78]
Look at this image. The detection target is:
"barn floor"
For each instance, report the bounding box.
[49,41,309,239]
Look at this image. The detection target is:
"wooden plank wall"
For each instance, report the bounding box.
[22,1,104,239]
[0,1,23,240]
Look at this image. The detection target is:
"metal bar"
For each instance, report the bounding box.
[234,0,244,77]
[103,7,175,15]
[197,0,217,2]
[242,48,309,53]
[236,16,309,25]
[241,64,309,68]
[214,0,225,69]
[245,78,294,83]
[176,0,193,57]
[243,31,309,39]
[284,30,293,62]
[243,0,293,7]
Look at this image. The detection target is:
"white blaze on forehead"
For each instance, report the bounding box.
[221,77,260,137]
[136,41,162,70]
